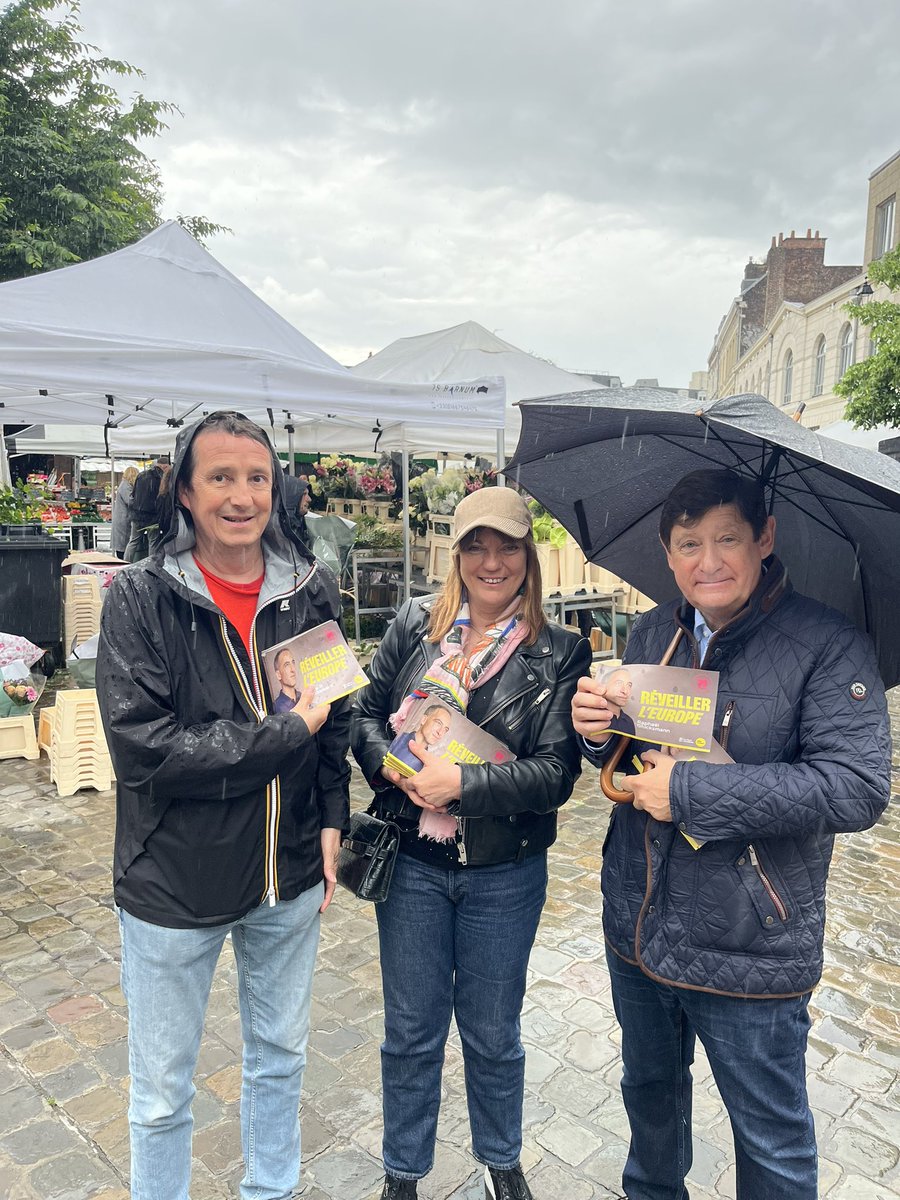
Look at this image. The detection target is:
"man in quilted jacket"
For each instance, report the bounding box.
[572,468,891,1200]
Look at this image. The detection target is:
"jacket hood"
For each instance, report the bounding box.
[158,411,313,565]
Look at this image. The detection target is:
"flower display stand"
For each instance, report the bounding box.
[63,574,104,653]
[559,536,588,590]
[536,543,561,593]
[426,532,454,584]
[49,689,114,796]
[0,714,40,761]
[38,706,55,753]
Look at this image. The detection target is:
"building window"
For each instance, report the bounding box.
[874,195,895,259]
[812,336,826,396]
[838,323,854,378]
[782,350,793,407]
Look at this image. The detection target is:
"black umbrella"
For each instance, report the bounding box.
[506,390,900,687]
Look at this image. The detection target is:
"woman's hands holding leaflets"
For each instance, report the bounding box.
[382,740,462,811]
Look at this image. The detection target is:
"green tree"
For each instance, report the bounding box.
[835,245,900,430]
[0,0,224,281]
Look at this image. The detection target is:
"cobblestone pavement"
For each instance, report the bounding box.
[0,692,898,1200]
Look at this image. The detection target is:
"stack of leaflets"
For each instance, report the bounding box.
[261,621,369,710]
[384,696,516,778]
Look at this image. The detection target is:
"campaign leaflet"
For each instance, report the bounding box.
[383,695,516,779]
[261,621,369,708]
[596,662,719,753]
[625,738,735,850]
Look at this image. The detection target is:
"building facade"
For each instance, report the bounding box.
[708,151,900,429]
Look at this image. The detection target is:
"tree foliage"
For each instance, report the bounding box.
[835,245,900,430]
[0,0,225,281]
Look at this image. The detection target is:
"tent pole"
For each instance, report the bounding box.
[401,433,411,603]
[495,428,506,486]
[0,426,10,488]
[287,426,295,475]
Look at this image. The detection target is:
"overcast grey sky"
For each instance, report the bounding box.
[77,0,900,385]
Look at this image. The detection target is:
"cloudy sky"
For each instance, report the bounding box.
[76,0,900,386]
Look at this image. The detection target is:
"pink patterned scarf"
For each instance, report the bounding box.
[389,597,529,842]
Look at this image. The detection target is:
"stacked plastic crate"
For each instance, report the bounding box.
[49,689,114,796]
[63,575,104,655]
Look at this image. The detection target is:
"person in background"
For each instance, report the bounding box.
[98,411,351,1200]
[124,457,166,562]
[283,473,312,548]
[352,486,591,1200]
[110,465,139,558]
[571,468,891,1200]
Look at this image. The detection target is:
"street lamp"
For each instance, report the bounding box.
[854,278,874,303]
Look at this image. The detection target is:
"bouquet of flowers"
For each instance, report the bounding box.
[421,468,466,515]
[313,455,363,499]
[357,464,396,497]
[0,672,46,718]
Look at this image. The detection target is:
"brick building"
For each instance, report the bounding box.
[707,150,899,428]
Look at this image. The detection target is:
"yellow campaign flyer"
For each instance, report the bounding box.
[261,620,369,709]
[383,696,516,778]
[597,662,719,753]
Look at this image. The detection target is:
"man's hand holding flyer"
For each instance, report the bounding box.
[261,620,369,711]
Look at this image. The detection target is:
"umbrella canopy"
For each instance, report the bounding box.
[507,390,900,687]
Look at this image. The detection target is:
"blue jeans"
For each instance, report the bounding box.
[606,949,817,1200]
[119,884,323,1200]
[376,852,547,1179]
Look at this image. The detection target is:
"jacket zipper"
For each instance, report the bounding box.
[747,844,788,921]
[478,681,537,728]
[719,701,735,752]
[456,817,468,865]
[506,685,552,732]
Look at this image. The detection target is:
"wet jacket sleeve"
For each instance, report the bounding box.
[350,600,421,789]
[669,625,892,841]
[456,634,592,818]
[98,573,315,799]
[315,694,352,831]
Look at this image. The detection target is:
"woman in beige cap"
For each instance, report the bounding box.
[352,486,591,1200]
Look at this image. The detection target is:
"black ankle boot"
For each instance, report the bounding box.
[484,1165,534,1200]
[380,1174,418,1199]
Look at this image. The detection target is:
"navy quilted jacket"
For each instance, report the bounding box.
[597,558,891,997]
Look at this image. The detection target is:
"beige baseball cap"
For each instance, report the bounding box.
[451,487,533,550]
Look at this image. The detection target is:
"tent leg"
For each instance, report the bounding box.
[0,426,10,488]
[402,439,411,603]
[287,427,295,475]
[496,429,506,486]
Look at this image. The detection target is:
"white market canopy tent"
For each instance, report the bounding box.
[351,320,601,457]
[818,418,899,453]
[0,222,505,453]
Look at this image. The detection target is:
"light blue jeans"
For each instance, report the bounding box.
[119,883,323,1200]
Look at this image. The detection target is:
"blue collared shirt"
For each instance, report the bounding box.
[694,609,713,663]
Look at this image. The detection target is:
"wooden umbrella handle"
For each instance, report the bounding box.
[598,628,685,803]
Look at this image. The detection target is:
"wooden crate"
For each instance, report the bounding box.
[0,715,40,761]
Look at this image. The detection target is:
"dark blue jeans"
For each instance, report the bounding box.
[376,851,547,1180]
[606,950,817,1200]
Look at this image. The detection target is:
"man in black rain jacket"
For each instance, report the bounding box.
[98,411,351,1200]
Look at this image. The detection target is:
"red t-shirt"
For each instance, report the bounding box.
[195,558,264,656]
